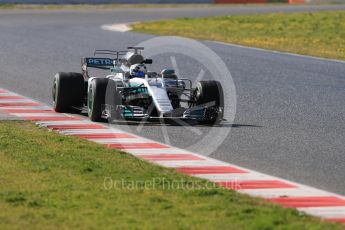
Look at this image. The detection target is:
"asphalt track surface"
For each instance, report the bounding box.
[0,5,345,195]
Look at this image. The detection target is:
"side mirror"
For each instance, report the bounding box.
[142,59,153,64]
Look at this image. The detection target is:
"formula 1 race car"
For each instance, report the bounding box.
[52,47,224,125]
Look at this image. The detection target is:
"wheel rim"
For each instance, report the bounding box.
[88,84,93,115]
[52,78,57,107]
[194,86,202,105]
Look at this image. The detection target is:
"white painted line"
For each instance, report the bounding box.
[10,113,67,117]
[101,23,132,32]
[210,40,345,65]
[239,187,333,199]
[194,172,275,182]
[127,148,193,155]
[299,206,345,219]
[58,129,119,134]
[134,152,206,159]
[37,120,93,126]
[89,138,149,144]
[0,92,21,96]
[156,159,229,168]
[0,99,35,103]
[114,145,173,151]
[128,148,196,155]
[0,106,51,110]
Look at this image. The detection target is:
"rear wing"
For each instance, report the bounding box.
[81,48,152,78]
[81,57,115,70]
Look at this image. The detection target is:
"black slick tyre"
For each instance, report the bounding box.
[88,78,108,122]
[194,80,224,124]
[52,72,84,112]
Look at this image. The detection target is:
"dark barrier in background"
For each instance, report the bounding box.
[0,0,213,3]
[214,0,302,3]
[215,0,266,3]
[0,0,311,4]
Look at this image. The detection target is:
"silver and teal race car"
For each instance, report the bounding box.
[52,47,224,125]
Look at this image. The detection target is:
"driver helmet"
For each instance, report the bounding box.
[130,64,147,78]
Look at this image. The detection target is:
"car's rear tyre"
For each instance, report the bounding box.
[88,78,108,122]
[52,72,84,112]
[194,80,224,124]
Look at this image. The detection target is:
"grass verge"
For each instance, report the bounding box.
[132,11,345,61]
[0,121,342,229]
[0,3,209,10]
[0,3,281,10]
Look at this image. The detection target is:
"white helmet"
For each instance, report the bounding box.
[130,64,147,78]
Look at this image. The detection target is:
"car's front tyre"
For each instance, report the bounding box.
[194,80,224,125]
